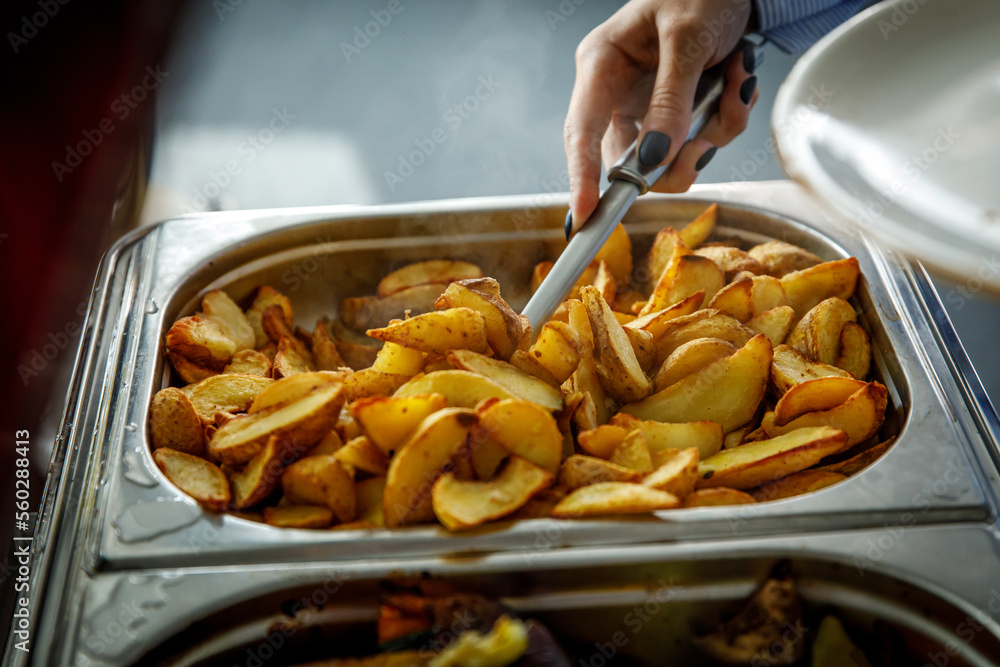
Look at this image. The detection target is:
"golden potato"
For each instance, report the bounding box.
[581,285,651,404]
[208,380,345,465]
[836,321,871,379]
[350,393,447,455]
[477,399,563,473]
[229,435,285,509]
[376,259,483,298]
[558,455,643,489]
[446,350,564,411]
[609,415,724,460]
[153,447,230,510]
[383,407,477,527]
[367,307,488,355]
[697,426,848,490]
[682,487,756,508]
[552,482,679,518]
[432,456,552,530]
[747,240,822,277]
[281,454,356,523]
[182,374,273,423]
[642,447,699,498]
[435,278,523,361]
[150,387,206,455]
[780,258,860,317]
[623,334,772,433]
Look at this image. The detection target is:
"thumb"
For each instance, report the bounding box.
[636,33,704,168]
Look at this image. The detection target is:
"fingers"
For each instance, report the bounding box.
[564,35,619,234]
[602,113,641,176]
[650,138,717,193]
[635,29,705,171]
[651,43,759,194]
[690,43,758,150]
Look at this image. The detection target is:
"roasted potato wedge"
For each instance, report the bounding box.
[182,374,273,423]
[654,310,754,362]
[558,455,643,489]
[678,203,718,249]
[642,447,699,498]
[340,284,449,332]
[281,454,356,523]
[623,334,772,433]
[836,321,871,379]
[229,435,285,509]
[772,377,868,426]
[653,337,737,392]
[153,447,230,510]
[477,399,562,473]
[748,240,822,277]
[780,258,860,317]
[697,426,848,490]
[435,278,523,361]
[262,505,333,529]
[609,414,724,460]
[644,252,724,316]
[577,424,629,459]
[817,437,894,476]
[432,456,552,530]
[609,429,653,473]
[383,408,477,527]
[377,259,483,298]
[696,246,763,281]
[682,487,756,507]
[552,482,679,518]
[208,380,345,465]
[762,381,887,447]
[150,387,206,455]
[333,435,389,476]
[312,319,347,371]
[249,371,342,414]
[350,393,448,455]
[223,349,272,377]
[520,320,581,383]
[785,297,857,365]
[367,307,488,355]
[581,285,651,403]
[446,350,564,411]
[746,305,795,347]
[343,369,410,401]
[770,344,853,396]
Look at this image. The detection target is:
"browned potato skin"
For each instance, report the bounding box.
[150,387,206,455]
[153,447,231,510]
[281,455,356,523]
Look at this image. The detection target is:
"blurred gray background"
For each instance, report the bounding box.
[142,0,999,400]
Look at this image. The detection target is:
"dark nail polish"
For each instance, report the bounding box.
[695,146,717,171]
[742,42,756,74]
[564,209,573,240]
[740,76,757,105]
[638,131,671,167]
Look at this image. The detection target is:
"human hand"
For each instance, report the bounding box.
[564,0,759,235]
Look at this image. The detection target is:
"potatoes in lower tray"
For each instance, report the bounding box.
[149,204,894,529]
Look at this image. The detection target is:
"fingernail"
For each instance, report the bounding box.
[740,76,757,105]
[638,131,671,167]
[564,209,573,240]
[742,43,756,74]
[695,146,717,171]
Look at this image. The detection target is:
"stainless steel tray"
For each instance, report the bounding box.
[49,525,1000,665]
[11,182,1000,665]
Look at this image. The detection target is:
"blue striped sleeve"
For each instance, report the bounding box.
[753,0,870,53]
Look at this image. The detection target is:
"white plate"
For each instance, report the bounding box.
[772,0,1000,291]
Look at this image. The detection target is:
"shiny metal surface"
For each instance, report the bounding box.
[59,526,1000,665]
[773,0,1000,291]
[11,182,1000,665]
[522,179,638,330]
